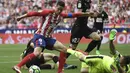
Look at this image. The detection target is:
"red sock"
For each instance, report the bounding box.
[58,52,66,73]
[17,53,36,68]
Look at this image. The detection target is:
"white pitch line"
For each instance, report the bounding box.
[0,56,19,58]
[0,61,20,64]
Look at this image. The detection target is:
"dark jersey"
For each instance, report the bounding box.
[70,16,95,44]
[87,11,108,32]
[74,17,88,27]
[93,11,108,32]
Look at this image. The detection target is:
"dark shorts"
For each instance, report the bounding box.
[32,34,56,50]
[70,25,95,44]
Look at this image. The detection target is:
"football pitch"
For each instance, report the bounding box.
[0,44,130,73]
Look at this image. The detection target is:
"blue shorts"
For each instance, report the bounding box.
[32,34,56,50]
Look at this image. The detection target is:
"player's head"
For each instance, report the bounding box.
[120,56,130,66]
[97,4,103,13]
[123,56,130,64]
[55,1,65,14]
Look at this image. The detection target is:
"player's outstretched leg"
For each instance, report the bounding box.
[67,49,87,61]
[96,36,103,55]
[12,53,36,73]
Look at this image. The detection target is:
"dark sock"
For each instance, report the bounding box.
[66,53,71,58]
[17,53,36,68]
[52,56,59,63]
[97,36,103,50]
[85,40,98,53]
[58,52,66,73]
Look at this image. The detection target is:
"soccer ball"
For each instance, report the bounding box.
[29,65,41,73]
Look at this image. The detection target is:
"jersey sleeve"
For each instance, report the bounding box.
[61,12,83,18]
[103,11,109,20]
[27,9,54,17]
[112,51,122,59]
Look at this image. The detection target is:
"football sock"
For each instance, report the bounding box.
[96,36,103,50]
[58,52,66,73]
[52,56,59,63]
[67,49,85,59]
[17,53,36,68]
[85,40,98,53]
[66,53,71,58]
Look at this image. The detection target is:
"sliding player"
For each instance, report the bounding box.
[67,48,130,73]
[20,39,77,69]
[109,29,130,73]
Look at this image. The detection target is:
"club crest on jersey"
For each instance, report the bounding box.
[102,14,104,17]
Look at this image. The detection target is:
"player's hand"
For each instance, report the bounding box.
[93,12,99,17]
[16,17,22,21]
[89,11,98,17]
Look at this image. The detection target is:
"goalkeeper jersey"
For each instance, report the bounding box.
[81,55,118,73]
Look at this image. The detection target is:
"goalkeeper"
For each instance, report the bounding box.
[109,29,130,73]
[66,29,130,73]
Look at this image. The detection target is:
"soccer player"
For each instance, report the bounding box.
[67,48,130,73]
[109,29,130,73]
[79,29,130,73]
[85,4,108,55]
[20,39,77,69]
[67,3,102,59]
[12,1,97,73]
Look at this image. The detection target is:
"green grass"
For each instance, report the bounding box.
[0,44,130,73]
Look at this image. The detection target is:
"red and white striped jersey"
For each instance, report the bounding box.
[26,9,83,37]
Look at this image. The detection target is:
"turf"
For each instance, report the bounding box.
[0,44,130,73]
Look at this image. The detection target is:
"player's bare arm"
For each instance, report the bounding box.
[109,29,118,55]
[116,64,125,73]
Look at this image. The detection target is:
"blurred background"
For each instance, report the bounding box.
[0,0,130,44]
[0,0,129,29]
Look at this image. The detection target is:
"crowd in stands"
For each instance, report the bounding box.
[0,0,130,29]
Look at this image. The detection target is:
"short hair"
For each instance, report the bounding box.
[124,56,130,64]
[57,1,65,7]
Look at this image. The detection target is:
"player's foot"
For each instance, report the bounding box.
[64,64,77,69]
[109,29,117,40]
[12,66,22,73]
[96,50,101,55]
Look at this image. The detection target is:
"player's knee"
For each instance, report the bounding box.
[92,35,101,41]
[95,36,101,41]
[33,49,42,56]
[33,52,41,57]
[90,32,101,41]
